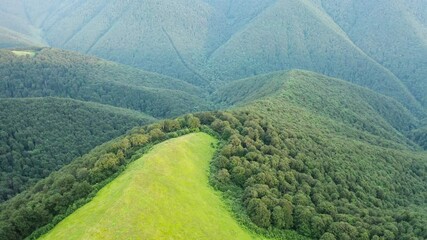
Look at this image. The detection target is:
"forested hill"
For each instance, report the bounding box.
[0,0,425,116]
[214,70,422,149]
[0,97,154,202]
[1,104,425,240]
[0,48,212,118]
[213,71,427,239]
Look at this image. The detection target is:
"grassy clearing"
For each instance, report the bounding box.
[39,133,265,240]
[11,50,36,57]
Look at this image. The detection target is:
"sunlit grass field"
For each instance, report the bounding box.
[40,133,265,239]
[11,50,36,57]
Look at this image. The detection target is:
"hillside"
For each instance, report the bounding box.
[320,0,427,108]
[0,0,46,48]
[40,133,268,240]
[0,27,43,48]
[1,72,426,239]
[0,48,211,118]
[409,120,427,150]
[0,0,425,115]
[0,97,153,202]
[205,0,424,117]
[214,70,421,149]
[208,72,427,239]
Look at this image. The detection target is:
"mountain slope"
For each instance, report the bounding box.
[21,0,217,86]
[0,48,211,118]
[0,27,44,48]
[0,0,424,115]
[409,119,427,149]
[208,71,427,239]
[214,70,421,149]
[0,0,46,48]
[40,133,268,240]
[0,97,154,202]
[320,0,427,108]
[0,102,425,239]
[205,0,424,116]
[0,2,425,240]
[215,105,427,239]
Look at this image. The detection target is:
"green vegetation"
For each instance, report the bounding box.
[206,109,426,239]
[2,0,425,115]
[0,1,45,48]
[212,71,286,106]
[207,71,427,239]
[0,116,207,240]
[1,92,425,239]
[0,27,44,49]
[40,133,262,240]
[0,97,153,202]
[215,70,421,149]
[0,48,211,118]
[0,2,425,239]
[11,50,36,57]
[409,120,427,150]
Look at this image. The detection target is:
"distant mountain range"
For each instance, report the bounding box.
[1,0,426,116]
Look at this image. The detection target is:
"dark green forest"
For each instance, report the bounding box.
[0,97,153,202]
[207,111,426,240]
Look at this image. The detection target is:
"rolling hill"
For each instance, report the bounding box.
[0,27,43,48]
[0,48,211,118]
[214,70,421,149]
[0,97,154,202]
[0,70,425,240]
[208,71,427,239]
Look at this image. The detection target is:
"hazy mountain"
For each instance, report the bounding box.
[319,0,427,110]
[0,0,45,47]
[0,0,424,116]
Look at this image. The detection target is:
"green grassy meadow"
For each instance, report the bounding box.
[11,50,35,57]
[39,133,264,240]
